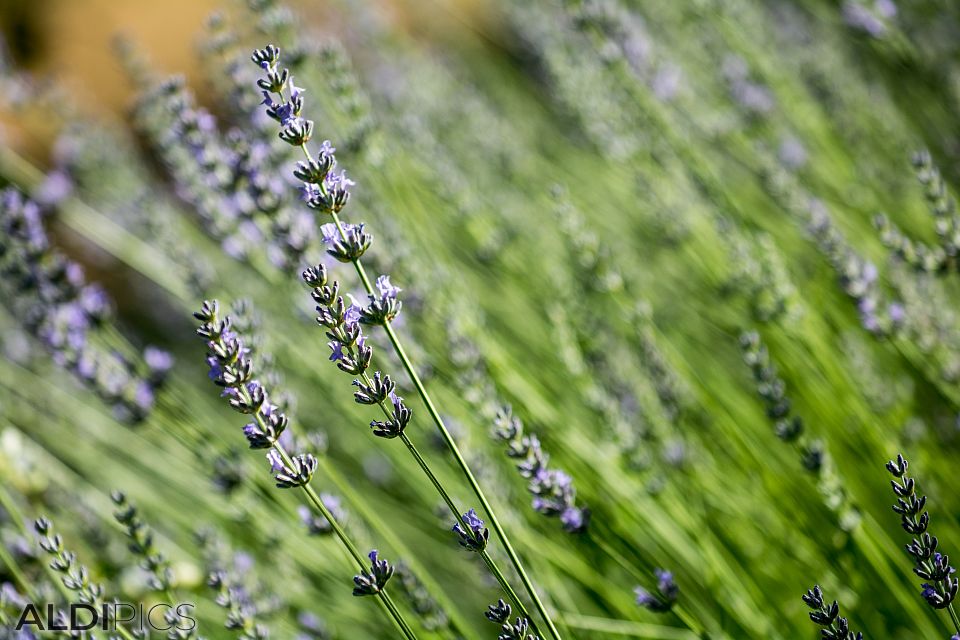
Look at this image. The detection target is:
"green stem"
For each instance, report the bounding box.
[946,603,960,634]
[0,538,32,597]
[401,434,535,628]
[271,442,418,640]
[0,486,74,605]
[344,313,539,631]
[315,456,473,640]
[328,210,561,640]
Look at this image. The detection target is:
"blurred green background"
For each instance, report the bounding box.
[1,0,960,638]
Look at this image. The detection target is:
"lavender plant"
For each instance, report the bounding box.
[886,454,960,632]
[299,259,540,631]
[801,585,864,640]
[33,517,137,640]
[253,44,561,639]
[634,569,679,613]
[110,491,175,598]
[0,187,170,421]
[873,151,959,274]
[493,406,588,533]
[194,299,417,639]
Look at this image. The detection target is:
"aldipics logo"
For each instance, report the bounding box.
[13,602,197,633]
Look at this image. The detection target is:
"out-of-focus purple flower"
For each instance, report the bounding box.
[144,346,174,383]
[320,222,338,244]
[560,507,586,532]
[888,302,906,325]
[266,449,284,473]
[133,382,155,412]
[325,170,355,193]
[875,0,897,18]
[375,275,401,299]
[33,170,74,207]
[778,136,808,171]
[843,1,888,37]
[651,64,682,102]
[635,568,678,612]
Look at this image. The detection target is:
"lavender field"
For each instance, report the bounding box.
[1,0,959,638]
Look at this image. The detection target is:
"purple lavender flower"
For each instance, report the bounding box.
[888,302,906,325]
[452,509,489,552]
[375,275,401,299]
[843,1,889,37]
[494,406,588,532]
[266,449,284,473]
[196,300,289,453]
[143,346,174,384]
[0,187,158,421]
[801,585,863,639]
[634,568,678,613]
[887,454,959,611]
[352,550,394,597]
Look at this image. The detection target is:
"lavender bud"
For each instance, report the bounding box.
[267,451,318,489]
[250,45,280,70]
[279,118,314,146]
[634,568,678,613]
[353,371,396,405]
[326,223,371,262]
[485,599,512,624]
[452,509,489,553]
[369,395,411,439]
[352,550,394,597]
[801,585,863,639]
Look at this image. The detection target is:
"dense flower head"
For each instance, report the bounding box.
[301,266,414,440]
[352,550,394,597]
[266,450,317,489]
[483,600,541,640]
[452,508,489,552]
[887,454,958,610]
[111,490,174,593]
[0,187,166,421]
[805,199,906,337]
[34,517,105,606]
[494,405,589,533]
[195,300,290,454]
[801,585,863,640]
[130,64,315,271]
[634,568,678,613]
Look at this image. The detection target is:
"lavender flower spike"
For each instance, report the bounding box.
[483,599,542,640]
[886,454,959,612]
[452,509,489,552]
[195,299,417,638]
[353,550,395,597]
[801,585,863,640]
[634,568,678,613]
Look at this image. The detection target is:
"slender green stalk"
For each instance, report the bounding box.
[0,487,74,604]
[337,322,540,632]
[264,424,419,640]
[326,210,563,640]
[402,434,533,625]
[0,536,32,597]
[313,459,473,639]
[947,603,960,634]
